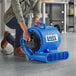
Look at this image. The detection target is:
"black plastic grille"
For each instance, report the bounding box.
[26,33,41,53]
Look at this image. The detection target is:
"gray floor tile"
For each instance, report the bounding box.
[0,32,76,76]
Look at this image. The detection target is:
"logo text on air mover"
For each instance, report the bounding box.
[46,34,58,42]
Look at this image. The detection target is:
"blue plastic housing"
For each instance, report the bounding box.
[21,22,69,63]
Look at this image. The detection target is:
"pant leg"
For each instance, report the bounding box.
[6,17,17,47]
[6,17,28,48]
[15,25,23,48]
[6,34,15,47]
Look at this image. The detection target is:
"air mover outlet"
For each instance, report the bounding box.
[26,33,41,53]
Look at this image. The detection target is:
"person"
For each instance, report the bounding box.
[1,0,41,56]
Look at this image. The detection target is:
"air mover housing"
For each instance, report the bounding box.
[21,22,69,63]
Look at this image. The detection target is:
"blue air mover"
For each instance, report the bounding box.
[21,22,69,63]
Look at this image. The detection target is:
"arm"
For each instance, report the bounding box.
[11,0,30,41]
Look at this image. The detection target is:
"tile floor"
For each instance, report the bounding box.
[0,32,76,76]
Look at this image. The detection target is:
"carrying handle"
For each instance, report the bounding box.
[35,22,46,29]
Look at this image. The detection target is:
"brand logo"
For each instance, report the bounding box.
[46,34,58,42]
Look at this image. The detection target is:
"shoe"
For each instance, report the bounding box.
[14,48,25,57]
[1,31,10,49]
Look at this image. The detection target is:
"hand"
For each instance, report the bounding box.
[34,22,41,27]
[34,17,41,27]
[34,17,39,23]
[23,30,31,42]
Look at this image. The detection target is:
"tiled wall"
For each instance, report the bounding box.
[0,0,2,38]
[0,2,1,38]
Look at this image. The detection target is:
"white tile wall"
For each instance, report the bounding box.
[0,3,1,38]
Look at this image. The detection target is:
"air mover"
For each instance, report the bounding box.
[21,22,69,63]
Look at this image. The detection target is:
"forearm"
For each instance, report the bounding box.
[19,21,28,32]
[19,21,31,41]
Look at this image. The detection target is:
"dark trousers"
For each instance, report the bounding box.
[6,17,28,48]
